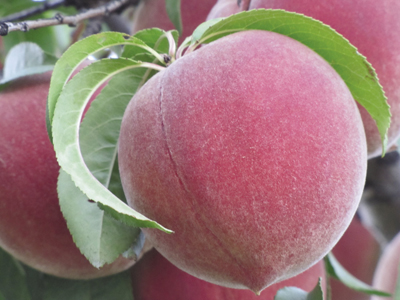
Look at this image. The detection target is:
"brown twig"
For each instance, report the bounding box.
[0,0,66,23]
[0,0,131,36]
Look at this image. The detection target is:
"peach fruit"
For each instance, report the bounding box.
[330,217,381,300]
[118,30,367,293]
[371,231,400,300]
[131,0,216,43]
[207,0,400,158]
[131,248,326,300]
[0,72,135,279]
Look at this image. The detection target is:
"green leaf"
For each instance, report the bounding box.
[58,170,141,267]
[188,9,390,153]
[23,267,44,300]
[191,18,224,43]
[0,42,56,84]
[79,68,153,201]
[0,0,36,18]
[46,32,166,142]
[88,272,133,300]
[52,58,170,232]
[133,28,178,53]
[325,252,391,297]
[43,271,133,300]
[57,67,156,267]
[274,278,323,300]
[0,247,31,300]
[165,0,182,35]
[123,28,179,60]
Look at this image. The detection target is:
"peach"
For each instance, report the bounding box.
[0,72,135,279]
[131,0,216,43]
[118,30,367,293]
[131,248,326,300]
[207,0,400,158]
[330,217,381,300]
[207,0,248,19]
[371,231,400,300]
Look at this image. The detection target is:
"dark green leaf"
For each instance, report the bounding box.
[0,247,31,300]
[165,0,182,35]
[43,271,133,300]
[188,9,390,153]
[0,0,36,18]
[23,267,44,300]
[325,252,391,297]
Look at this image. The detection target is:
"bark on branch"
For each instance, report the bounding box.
[0,0,133,36]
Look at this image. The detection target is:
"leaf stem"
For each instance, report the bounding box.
[165,30,176,64]
[175,36,191,59]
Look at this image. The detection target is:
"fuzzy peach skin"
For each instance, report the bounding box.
[207,0,248,19]
[330,217,381,300]
[207,0,400,158]
[371,231,400,300]
[131,248,326,299]
[0,72,136,279]
[118,30,367,293]
[131,0,216,43]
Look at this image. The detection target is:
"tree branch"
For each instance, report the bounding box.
[0,0,67,23]
[0,0,132,36]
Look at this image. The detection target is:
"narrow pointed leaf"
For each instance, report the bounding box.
[58,170,140,267]
[189,9,390,153]
[165,0,182,35]
[46,32,166,141]
[42,271,133,300]
[123,28,178,60]
[325,252,391,297]
[0,248,31,300]
[52,58,170,232]
[57,67,156,266]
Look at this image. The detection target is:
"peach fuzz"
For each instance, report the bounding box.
[371,231,400,300]
[131,0,216,43]
[0,72,135,279]
[131,249,326,300]
[207,0,400,158]
[118,30,367,293]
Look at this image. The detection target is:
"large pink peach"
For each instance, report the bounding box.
[207,0,400,158]
[131,249,326,300]
[0,72,135,279]
[118,30,367,293]
[131,0,216,43]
